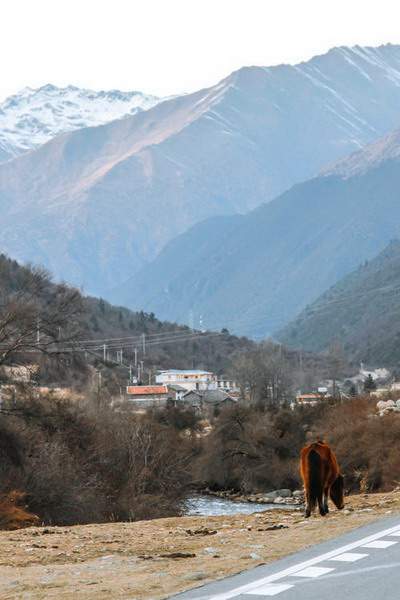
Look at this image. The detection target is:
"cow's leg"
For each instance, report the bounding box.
[323,486,329,514]
[318,492,326,516]
[305,490,311,518]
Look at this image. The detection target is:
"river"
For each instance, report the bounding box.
[185,495,295,516]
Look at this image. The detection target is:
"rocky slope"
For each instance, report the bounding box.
[2,45,400,295]
[278,240,400,364]
[0,84,160,163]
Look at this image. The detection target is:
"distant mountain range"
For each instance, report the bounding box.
[278,240,400,365]
[2,45,400,298]
[120,126,400,337]
[0,84,160,163]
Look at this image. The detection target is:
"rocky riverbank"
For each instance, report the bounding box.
[0,490,399,600]
[201,487,304,506]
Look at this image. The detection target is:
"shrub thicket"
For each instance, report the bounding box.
[196,398,400,495]
[0,392,193,526]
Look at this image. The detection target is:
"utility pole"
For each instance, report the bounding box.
[142,333,146,356]
[97,370,102,407]
[120,349,123,364]
[103,344,107,362]
[139,360,144,383]
[129,364,132,383]
[134,347,138,367]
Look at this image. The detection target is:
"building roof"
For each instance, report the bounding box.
[182,389,236,405]
[202,389,236,404]
[167,384,187,392]
[158,370,213,375]
[126,385,168,396]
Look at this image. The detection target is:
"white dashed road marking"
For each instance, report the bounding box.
[362,540,398,549]
[329,552,368,562]
[291,566,335,578]
[246,583,294,596]
[204,523,400,599]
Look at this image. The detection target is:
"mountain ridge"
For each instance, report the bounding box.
[277,239,400,365]
[118,127,400,337]
[2,45,400,296]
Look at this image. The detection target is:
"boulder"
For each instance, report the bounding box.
[274,497,284,504]
[293,490,304,498]
[274,489,292,498]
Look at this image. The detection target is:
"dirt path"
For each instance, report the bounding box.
[1,491,399,599]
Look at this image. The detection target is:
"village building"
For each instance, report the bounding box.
[216,378,239,393]
[296,392,327,406]
[178,388,237,414]
[166,384,187,402]
[155,369,218,392]
[126,385,169,409]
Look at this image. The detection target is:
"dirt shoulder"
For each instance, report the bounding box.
[1,490,399,600]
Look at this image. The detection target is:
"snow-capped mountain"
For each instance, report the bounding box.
[2,44,400,304]
[0,84,161,163]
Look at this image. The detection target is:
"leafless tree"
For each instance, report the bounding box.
[0,266,83,368]
[231,342,293,407]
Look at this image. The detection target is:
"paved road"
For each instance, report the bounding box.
[170,515,400,599]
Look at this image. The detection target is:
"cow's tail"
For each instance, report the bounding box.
[308,448,323,511]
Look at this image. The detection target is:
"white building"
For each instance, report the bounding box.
[155,369,217,392]
[216,378,239,393]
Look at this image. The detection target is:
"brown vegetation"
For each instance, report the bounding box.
[0,393,195,527]
[0,491,39,530]
[196,396,400,496]
[320,396,400,492]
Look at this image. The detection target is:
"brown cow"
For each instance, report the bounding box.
[300,441,344,517]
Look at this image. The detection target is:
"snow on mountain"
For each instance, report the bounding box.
[2,44,400,304]
[0,84,161,162]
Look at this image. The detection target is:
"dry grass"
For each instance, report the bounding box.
[0,490,399,599]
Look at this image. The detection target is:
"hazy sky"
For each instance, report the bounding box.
[2,0,400,100]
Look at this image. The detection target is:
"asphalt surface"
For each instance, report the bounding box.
[170,514,400,599]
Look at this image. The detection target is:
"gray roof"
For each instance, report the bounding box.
[202,389,236,404]
[158,370,213,375]
[167,384,187,392]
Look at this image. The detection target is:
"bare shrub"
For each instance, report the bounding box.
[0,392,192,527]
[317,396,400,492]
[196,403,323,493]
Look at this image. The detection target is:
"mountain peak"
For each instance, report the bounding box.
[0,84,161,162]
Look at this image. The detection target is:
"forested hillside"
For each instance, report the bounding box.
[0,253,256,387]
[278,240,400,365]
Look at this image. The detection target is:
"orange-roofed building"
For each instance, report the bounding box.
[126,385,169,408]
[296,393,327,406]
